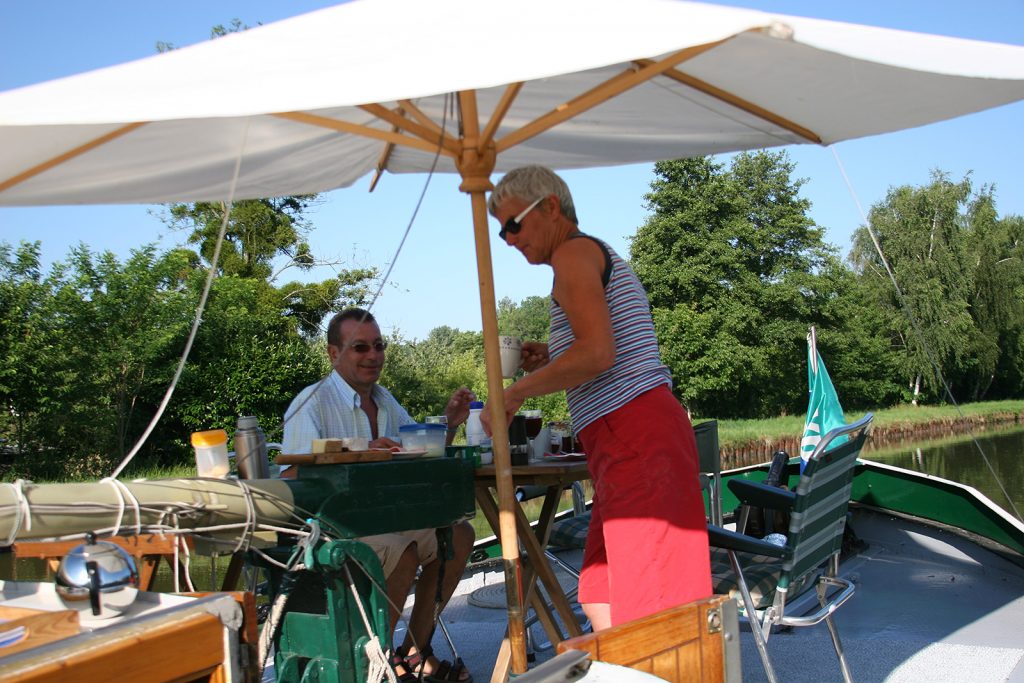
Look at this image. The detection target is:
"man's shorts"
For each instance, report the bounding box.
[359,528,438,576]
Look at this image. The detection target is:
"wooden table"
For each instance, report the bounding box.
[474,459,591,682]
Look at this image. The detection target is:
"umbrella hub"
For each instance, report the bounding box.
[456,143,496,193]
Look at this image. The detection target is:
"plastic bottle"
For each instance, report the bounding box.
[465,401,493,464]
[192,429,230,478]
[234,415,269,480]
[466,401,486,446]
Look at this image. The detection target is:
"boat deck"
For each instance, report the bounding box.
[394,506,1024,682]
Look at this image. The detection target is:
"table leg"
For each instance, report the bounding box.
[511,489,583,639]
[220,552,245,591]
[138,555,160,590]
[474,489,548,611]
[475,488,567,680]
[476,486,584,648]
[490,640,512,683]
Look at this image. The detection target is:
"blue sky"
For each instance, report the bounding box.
[1,1,1022,340]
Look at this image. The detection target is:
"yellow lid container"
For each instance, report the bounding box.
[191,429,228,447]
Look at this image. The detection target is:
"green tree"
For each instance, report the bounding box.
[173,274,318,439]
[165,198,378,337]
[378,308,572,435]
[961,202,1024,400]
[0,243,197,478]
[60,246,197,463]
[810,262,905,410]
[497,295,550,342]
[632,152,847,418]
[850,172,976,404]
[1,198,379,479]
[380,327,485,421]
[168,198,317,280]
[0,242,63,462]
[987,215,1024,398]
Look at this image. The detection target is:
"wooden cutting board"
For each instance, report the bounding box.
[275,449,393,465]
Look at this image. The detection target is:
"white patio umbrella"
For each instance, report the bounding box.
[2,0,1023,673]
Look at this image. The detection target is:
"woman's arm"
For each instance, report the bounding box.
[483,237,615,430]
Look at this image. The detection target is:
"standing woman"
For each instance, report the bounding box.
[482,165,711,630]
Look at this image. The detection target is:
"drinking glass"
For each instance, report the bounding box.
[523,410,543,439]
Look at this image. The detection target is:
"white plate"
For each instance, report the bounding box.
[543,452,587,462]
[0,625,26,649]
[391,449,428,460]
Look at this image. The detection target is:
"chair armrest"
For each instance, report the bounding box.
[727,479,795,510]
[707,524,786,558]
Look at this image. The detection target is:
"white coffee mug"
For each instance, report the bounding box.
[499,335,522,378]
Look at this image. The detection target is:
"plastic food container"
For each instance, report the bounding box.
[398,423,447,457]
[192,428,229,478]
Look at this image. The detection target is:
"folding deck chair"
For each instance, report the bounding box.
[707,413,874,683]
[694,419,724,525]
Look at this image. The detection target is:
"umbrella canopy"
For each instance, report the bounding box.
[2,0,1023,674]
[1,0,1022,205]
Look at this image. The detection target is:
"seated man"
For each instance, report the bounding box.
[283,307,475,682]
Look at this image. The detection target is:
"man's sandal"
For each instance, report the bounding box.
[390,648,418,683]
[403,645,473,683]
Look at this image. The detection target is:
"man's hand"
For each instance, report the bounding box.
[369,437,402,450]
[444,387,476,428]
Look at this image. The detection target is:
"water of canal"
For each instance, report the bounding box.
[861,425,1024,520]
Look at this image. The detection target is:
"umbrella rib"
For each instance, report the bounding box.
[397,99,446,137]
[272,111,454,157]
[635,59,821,143]
[358,103,460,153]
[368,107,402,193]
[480,82,524,154]
[366,102,458,189]
[495,37,733,153]
[369,145,396,191]
[0,121,147,194]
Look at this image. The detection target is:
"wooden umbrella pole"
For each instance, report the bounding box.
[456,96,528,675]
[467,187,528,675]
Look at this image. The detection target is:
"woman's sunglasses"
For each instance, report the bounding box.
[499,197,544,240]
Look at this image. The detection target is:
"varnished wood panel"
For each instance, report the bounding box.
[557,595,729,683]
[3,611,226,683]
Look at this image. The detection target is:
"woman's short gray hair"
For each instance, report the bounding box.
[488,165,578,225]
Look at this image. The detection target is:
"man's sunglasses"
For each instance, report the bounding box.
[499,197,544,241]
[348,341,388,354]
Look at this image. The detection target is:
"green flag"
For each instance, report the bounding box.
[800,329,846,473]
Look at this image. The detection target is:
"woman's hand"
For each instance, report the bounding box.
[520,342,550,373]
[480,389,524,437]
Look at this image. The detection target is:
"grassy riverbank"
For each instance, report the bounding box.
[710,399,1024,450]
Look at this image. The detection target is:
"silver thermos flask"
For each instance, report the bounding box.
[234,415,270,480]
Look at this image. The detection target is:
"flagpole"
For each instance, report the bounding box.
[808,325,818,375]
